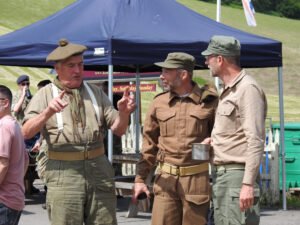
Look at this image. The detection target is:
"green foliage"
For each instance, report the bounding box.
[252,0,275,12]
[193,75,207,86]
[197,0,300,19]
[276,0,300,19]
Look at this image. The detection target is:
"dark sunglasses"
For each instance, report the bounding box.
[21,82,30,86]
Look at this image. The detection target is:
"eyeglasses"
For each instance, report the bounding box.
[21,82,30,86]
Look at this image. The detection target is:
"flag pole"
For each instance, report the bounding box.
[216,0,221,22]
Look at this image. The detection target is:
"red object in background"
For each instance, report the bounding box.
[113,84,156,93]
[83,71,160,80]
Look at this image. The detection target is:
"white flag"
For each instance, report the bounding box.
[241,0,257,26]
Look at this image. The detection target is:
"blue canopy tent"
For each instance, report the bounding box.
[0,0,287,209]
[0,0,281,70]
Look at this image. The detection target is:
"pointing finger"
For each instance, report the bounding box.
[123,86,130,98]
[59,90,66,99]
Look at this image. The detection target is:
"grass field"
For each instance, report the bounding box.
[0,0,299,123]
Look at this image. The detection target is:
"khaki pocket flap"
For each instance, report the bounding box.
[229,188,241,197]
[229,187,260,197]
[157,110,176,122]
[185,194,210,205]
[189,111,210,120]
[220,102,235,116]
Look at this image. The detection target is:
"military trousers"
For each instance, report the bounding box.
[45,155,117,225]
[151,171,210,225]
[212,168,260,225]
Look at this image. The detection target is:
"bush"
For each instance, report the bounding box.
[197,0,300,20]
[276,0,300,19]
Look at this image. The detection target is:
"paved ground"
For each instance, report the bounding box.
[20,181,151,225]
[19,181,300,225]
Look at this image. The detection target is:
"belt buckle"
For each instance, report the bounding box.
[172,166,180,176]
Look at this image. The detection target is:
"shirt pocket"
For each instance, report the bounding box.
[216,102,236,132]
[157,110,176,137]
[187,111,210,136]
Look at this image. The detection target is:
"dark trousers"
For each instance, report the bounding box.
[0,203,22,225]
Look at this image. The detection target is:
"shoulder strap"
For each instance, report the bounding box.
[51,84,64,133]
[83,81,100,123]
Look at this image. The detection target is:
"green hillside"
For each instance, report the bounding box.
[0,0,299,122]
[0,0,75,94]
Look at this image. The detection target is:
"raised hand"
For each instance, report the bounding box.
[117,86,136,115]
[48,90,68,114]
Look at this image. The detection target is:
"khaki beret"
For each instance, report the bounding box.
[201,35,240,56]
[46,39,87,62]
[154,52,195,72]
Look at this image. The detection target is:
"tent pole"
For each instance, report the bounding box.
[214,0,221,91]
[135,66,141,153]
[278,66,287,210]
[108,64,114,163]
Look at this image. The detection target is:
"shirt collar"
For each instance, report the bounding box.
[221,69,246,95]
[168,82,201,104]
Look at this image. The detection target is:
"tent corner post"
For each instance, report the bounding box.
[135,65,141,154]
[278,66,287,210]
[108,64,114,163]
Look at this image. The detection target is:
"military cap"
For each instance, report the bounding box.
[46,39,87,62]
[16,74,29,84]
[201,35,241,56]
[154,52,195,72]
[37,79,52,87]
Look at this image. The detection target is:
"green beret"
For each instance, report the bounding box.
[46,39,87,62]
[154,52,195,72]
[201,35,240,56]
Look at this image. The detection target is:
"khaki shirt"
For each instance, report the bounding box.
[135,83,218,183]
[24,83,118,150]
[211,70,267,185]
[12,90,30,124]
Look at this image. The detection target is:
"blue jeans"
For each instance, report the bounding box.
[0,203,22,225]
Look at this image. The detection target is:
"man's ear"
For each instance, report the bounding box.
[216,55,223,63]
[181,70,189,80]
[3,99,10,109]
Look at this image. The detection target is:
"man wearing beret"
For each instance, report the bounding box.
[22,39,136,225]
[12,74,40,195]
[132,52,218,225]
[12,74,32,123]
[202,35,267,225]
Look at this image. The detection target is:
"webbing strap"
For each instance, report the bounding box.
[51,82,100,133]
[83,81,100,123]
[51,84,63,133]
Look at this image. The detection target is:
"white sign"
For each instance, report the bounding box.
[93,47,105,56]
